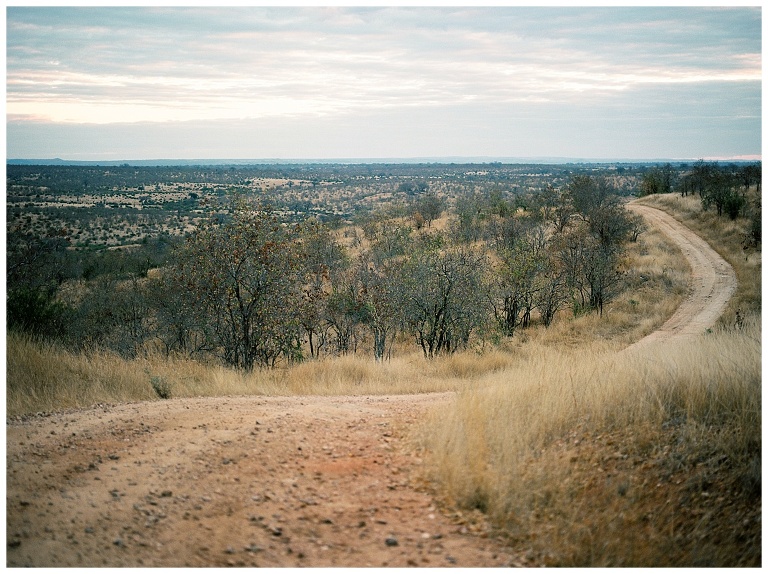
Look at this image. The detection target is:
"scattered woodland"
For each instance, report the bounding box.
[6,159,762,566]
[6,160,760,369]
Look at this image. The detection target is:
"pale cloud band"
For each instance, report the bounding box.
[6,6,761,160]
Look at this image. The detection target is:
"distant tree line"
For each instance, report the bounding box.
[640,160,761,246]
[8,170,665,370]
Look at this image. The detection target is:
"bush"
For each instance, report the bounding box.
[7,287,69,339]
[150,375,172,399]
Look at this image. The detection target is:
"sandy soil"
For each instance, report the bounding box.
[624,203,737,351]
[6,203,737,567]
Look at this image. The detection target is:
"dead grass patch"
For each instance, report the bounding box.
[415,317,760,566]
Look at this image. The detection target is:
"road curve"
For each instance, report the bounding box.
[624,202,737,352]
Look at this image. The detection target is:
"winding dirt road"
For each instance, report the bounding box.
[6,203,737,567]
[624,203,737,352]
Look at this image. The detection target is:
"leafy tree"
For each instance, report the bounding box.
[324,274,366,355]
[6,287,69,338]
[6,230,71,338]
[567,174,612,217]
[451,193,485,243]
[741,162,761,193]
[296,219,349,358]
[748,194,761,247]
[555,227,623,316]
[354,254,405,360]
[413,192,445,228]
[689,159,713,196]
[369,221,413,264]
[66,276,149,355]
[639,167,665,196]
[533,256,569,328]
[172,199,304,369]
[146,268,213,358]
[701,168,741,218]
[532,184,560,223]
[402,244,489,358]
[397,180,429,195]
[490,230,545,336]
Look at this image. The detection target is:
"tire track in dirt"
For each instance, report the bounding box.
[6,202,736,567]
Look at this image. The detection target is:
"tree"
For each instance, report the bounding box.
[6,230,71,339]
[172,199,304,370]
[451,193,485,243]
[413,192,445,228]
[690,160,713,196]
[748,194,761,247]
[533,184,560,223]
[397,180,429,195]
[324,275,366,355]
[567,174,612,217]
[296,219,349,359]
[369,221,413,264]
[701,167,741,218]
[147,267,213,358]
[533,258,569,328]
[354,254,405,360]
[490,230,545,336]
[555,227,623,316]
[402,244,489,358]
[639,165,672,196]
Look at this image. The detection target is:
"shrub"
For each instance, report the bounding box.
[150,375,172,399]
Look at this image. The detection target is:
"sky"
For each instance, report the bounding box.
[5,5,763,162]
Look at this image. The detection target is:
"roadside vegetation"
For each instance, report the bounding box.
[7,160,760,566]
[415,184,761,567]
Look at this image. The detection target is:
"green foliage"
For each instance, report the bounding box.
[748,195,761,247]
[412,192,446,228]
[6,287,69,338]
[639,164,674,196]
[8,162,712,363]
[401,244,489,358]
[149,375,172,399]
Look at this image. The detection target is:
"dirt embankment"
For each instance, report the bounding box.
[6,204,737,567]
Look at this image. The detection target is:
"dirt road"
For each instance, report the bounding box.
[6,203,736,567]
[7,394,521,567]
[625,203,737,351]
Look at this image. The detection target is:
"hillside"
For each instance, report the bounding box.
[7,198,759,567]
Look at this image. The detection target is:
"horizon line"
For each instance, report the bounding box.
[7,154,761,166]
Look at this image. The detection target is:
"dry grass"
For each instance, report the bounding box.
[413,193,761,566]
[6,195,693,417]
[6,339,519,417]
[6,190,760,565]
[525,215,690,352]
[415,316,760,566]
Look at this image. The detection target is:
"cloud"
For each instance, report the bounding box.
[6,6,761,159]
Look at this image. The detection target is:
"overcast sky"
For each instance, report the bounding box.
[6,6,762,162]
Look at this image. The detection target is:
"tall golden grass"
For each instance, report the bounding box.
[415,193,761,566]
[415,316,760,566]
[6,190,760,565]
[6,337,522,417]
